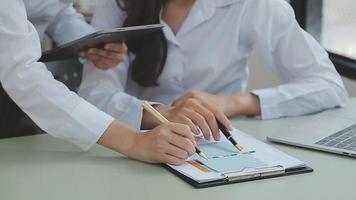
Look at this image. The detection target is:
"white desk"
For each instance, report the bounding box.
[1,99,356,200]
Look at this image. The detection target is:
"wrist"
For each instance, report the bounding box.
[98,120,140,156]
[155,104,174,120]
[221,95,240,117]
[231,93,261,116]
[141,104,169,129]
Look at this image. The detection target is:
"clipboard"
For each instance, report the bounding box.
[40,24,164,62]
[163,164,313,189]
[161,129,314,189]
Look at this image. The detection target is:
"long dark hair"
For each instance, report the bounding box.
[117,0,167,87]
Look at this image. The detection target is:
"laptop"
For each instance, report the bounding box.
[267,101,356,158]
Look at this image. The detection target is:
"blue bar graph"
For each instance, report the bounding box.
[192,142,267,173]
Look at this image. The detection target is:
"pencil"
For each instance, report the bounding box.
[141,101,208,160]
[217,120,245,153]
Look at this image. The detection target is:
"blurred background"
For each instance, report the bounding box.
[73,0,95,20]
[249,0,356,97]
[8,0,354,138]
[72,0,356,96]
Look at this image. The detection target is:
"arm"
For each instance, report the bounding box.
[246,0,348,119]
[0,0,194,165]
[78,58,145,129]
[46,1,94,44]
[174,0,348,121]
[0,0,113,150]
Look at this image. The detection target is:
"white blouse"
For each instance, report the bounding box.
[79,0,348,129]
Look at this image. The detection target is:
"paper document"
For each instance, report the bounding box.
[168,128,306,183]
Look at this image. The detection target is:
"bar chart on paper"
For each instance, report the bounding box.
[190,141,267,173]
[168,129,309,187]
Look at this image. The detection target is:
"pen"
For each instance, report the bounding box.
[141,101,209,160]
[217,120,245,152]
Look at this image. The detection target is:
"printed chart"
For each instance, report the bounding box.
[190,141,267,173]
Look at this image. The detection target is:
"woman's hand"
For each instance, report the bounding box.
[173,90,238,117]
[141,91,261,142]
[98,121,195,165]
[142,92,233,141]
[80,42,128,70]
[173,91,261,117]
[132,123,196,165]
[173,90,261,118]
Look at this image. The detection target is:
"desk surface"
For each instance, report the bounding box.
[1,100,356,200]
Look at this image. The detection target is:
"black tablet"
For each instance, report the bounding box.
[40,24,164,62]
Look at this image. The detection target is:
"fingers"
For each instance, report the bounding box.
[84,54,122,70]
[171,99,216,140]
[174,91,233,140]
[165,144,189,160]
[163,154,185,166]
[177,116,200,136]
[214,110,233,130]
[87,48,126,61]
[172,90,200,107]
[154,123,195,165]
[104,42,128,53]
[198,100,233,132]
[169,123,195,146]
[84,54,117,70]
[181,99,219,140]
[168,132,195,157]
[185,109,212,140]
[82,43,128,70]
[190,102,220,140]
[172,93,192,107]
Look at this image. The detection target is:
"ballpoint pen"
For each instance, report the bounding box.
[217,120,245,152]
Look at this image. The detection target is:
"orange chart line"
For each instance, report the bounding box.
[187,161,210,172]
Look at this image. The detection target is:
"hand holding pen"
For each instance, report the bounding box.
[142,101,209,160]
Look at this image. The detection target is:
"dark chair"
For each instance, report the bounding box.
[0,59,83,138]
[45,59,83,92]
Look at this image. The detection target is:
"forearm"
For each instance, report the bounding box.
[47,4,94,45]
[229,93,261,117]
[0,4,115,150]
[98,120,139,156]
[251,78,347,119]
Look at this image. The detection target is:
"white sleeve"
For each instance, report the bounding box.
[46,1,95,45]
[244,0,348,119]
[78,0,143,129]
[91,0,126,30]
[78,59,143,129]
[0,0,114,151]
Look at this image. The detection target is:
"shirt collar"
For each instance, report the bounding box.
[160,0,241,46]
[160,20,180,46]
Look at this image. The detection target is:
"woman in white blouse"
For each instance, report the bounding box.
[79,0,348,141]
